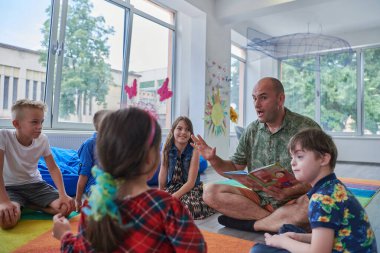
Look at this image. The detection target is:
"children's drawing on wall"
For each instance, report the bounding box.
[205,60,229,136]
[205,86,228,136]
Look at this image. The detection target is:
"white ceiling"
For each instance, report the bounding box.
[215,0,380,38]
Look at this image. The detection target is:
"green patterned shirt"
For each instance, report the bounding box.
[230,108,320,207]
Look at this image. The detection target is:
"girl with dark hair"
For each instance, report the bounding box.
[52,108,206,252]
[159,116,215,220]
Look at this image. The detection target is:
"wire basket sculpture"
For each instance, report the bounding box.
[247,28,354,71]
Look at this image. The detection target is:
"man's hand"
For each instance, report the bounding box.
[52,213,71,240]
[191,134,216,161]
[57,194,75,216]
[0,201,20,228]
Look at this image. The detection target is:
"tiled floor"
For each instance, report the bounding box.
[195,162,380,250]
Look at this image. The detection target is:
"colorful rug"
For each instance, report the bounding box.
[216,177,380,208]
[0,212,254,253]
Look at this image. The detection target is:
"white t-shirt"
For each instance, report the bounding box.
[0,129,51,186]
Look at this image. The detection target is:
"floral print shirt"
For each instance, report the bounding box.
[231,108,320,207]
[307,173,377,252]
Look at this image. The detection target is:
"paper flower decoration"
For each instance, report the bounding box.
[124,79,137,99]
[157,77,173,102]
[230,106,238,123]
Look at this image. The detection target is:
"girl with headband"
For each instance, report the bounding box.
[52,107,206,252]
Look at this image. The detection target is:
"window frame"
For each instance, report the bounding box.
[230,43,246,132]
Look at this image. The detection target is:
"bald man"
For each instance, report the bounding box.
[192,77,320,232]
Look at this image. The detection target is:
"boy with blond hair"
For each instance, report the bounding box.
[0,99,74,229]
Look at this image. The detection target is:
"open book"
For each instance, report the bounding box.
[223,163,297,190]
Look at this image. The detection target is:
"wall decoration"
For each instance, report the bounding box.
[230,106,238,123]
[206,60,229,88]
[131,101,159,120]
[205,59,230,136]
[124,78,137,99]
[204,87,228,136]
[157,77,173,102]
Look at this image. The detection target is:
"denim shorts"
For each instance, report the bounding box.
[5,181,59,208]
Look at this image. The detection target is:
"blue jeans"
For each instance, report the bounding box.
[250,224,306,253]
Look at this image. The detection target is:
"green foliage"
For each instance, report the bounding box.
[40,0,114,120]
[281,50,380,135]
[320,52,357,132]
[282,57,316,119]
[363,48,380,134]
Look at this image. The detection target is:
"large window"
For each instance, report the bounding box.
[280,46,380,136]
[320,52,357,132]
[363,47,380,135]
[230,44,246,132]
[281,57,316,120]
[0,0,176,130]
[127,13,174,129]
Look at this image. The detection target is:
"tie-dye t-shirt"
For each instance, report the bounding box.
[307,173,377,253]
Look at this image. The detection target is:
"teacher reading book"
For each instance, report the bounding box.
[191,77,320,233]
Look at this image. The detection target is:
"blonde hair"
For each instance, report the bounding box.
[11,99,47,120]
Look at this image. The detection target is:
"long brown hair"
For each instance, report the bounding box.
[86,107,161,252]
[162,116,194,169]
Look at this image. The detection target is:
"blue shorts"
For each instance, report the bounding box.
[5,181,59,208]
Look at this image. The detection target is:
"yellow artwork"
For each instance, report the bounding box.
[205,87,228,136]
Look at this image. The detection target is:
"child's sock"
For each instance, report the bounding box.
[217,215,256,232]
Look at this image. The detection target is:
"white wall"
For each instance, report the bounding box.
[184,0,232,159]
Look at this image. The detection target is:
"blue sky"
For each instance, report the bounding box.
[0,0,50,50]
[0,0,168,71]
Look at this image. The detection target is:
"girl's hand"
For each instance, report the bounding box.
[52,213,71,240]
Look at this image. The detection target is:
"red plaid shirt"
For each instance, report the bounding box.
[61,189,206,252]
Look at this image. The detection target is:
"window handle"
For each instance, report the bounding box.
[52,41,64,56]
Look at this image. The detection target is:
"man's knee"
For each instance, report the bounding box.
[274,195,309,225]
[203,183,219,207]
